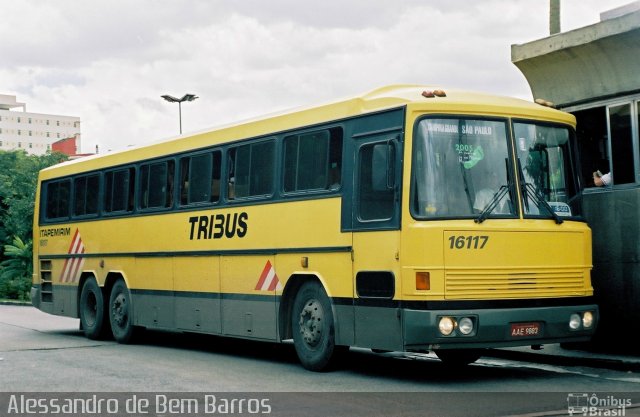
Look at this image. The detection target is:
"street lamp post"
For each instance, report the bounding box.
[161,93,198,134]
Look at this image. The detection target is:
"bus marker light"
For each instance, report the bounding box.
[416,272,430,290]
[534,98,556,108]
[438,317,456,336]
[301,257,309,268]
[433,89,446,97]
[569,313,582,330]
[422,90,435,98]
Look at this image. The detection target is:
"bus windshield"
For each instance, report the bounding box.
[513,121,579,219]
[412,117,580,220]
[412,117,516,219]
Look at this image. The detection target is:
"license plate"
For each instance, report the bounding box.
[510,322,541,337]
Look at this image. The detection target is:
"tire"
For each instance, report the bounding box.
[108,279,137,343]
[291,281,340,371]
[79,279,107,340]
[434,349,483,367]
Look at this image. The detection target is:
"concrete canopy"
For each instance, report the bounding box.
[511,8,640,108]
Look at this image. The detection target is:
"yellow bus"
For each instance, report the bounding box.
[31,85,597,370]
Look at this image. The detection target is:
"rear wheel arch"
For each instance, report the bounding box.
[103,271,127,297]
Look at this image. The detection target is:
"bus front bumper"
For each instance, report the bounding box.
[403,304,599,351]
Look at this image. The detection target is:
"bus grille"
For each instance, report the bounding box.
[444,268,586,299]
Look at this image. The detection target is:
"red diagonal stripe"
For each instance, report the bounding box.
[60,258,71,282]
[255,260,272,290]
[67,229,80,253]
[267,271,280,291]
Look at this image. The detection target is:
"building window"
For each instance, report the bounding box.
[28,118,32,124]
[17,130,21,135]
[29,131,32,136]
[46,120,50,125]
[18,142,21,148]
[56,121,60,126]
[575,103,637,187]
[17,117,21,123]
[29,143,32,148]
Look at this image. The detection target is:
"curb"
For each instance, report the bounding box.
[0,300,31,306]
[485,348,640,372]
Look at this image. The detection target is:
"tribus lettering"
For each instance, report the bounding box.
[188,212,248,240]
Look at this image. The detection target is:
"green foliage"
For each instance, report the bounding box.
[0,236,33,300]
[0,150,67,299]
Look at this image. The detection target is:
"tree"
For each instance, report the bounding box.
[0,236,32,300]
[0,150,67,299]
[0,150,67,245]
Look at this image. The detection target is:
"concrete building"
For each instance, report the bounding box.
[511,2,640,344]
[0,93,81,156]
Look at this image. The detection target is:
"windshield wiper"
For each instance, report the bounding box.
[523,183,564,224]
[474,185,509,224]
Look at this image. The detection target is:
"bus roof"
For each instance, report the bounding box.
[40,84,575,178]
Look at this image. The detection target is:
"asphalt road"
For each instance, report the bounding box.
[1,305,639,417]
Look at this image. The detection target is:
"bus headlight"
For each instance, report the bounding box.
[582,311,594,329]
[458,317,474,335]
[438,317,456,336]
[569,313,582,330]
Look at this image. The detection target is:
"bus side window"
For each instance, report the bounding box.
[358,141,395,220]
[104,168,134,213]
[283,127,342,193]
[45,179,71,220]
[180,151,222,206]
[227,148,236,200]
[228,140,275,200]
[139,160,174,209]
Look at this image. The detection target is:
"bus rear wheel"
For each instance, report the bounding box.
[109,279,137,343]
[79,278,107,339]
[291,281,340,371]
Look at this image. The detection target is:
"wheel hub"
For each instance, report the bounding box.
[112,293,127,326]
[299,299,324,346]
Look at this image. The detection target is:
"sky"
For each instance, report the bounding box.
[0,0,635,153]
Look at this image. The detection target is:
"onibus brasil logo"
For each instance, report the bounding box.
[567,393,632,416]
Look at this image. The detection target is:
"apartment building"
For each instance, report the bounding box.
[0,93,81,156]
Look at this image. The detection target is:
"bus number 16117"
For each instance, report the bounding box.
[448,235,489,249]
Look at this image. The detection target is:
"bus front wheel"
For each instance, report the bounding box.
[79,278,107,339]
[291,281,340,371]
[109,279,137,343]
